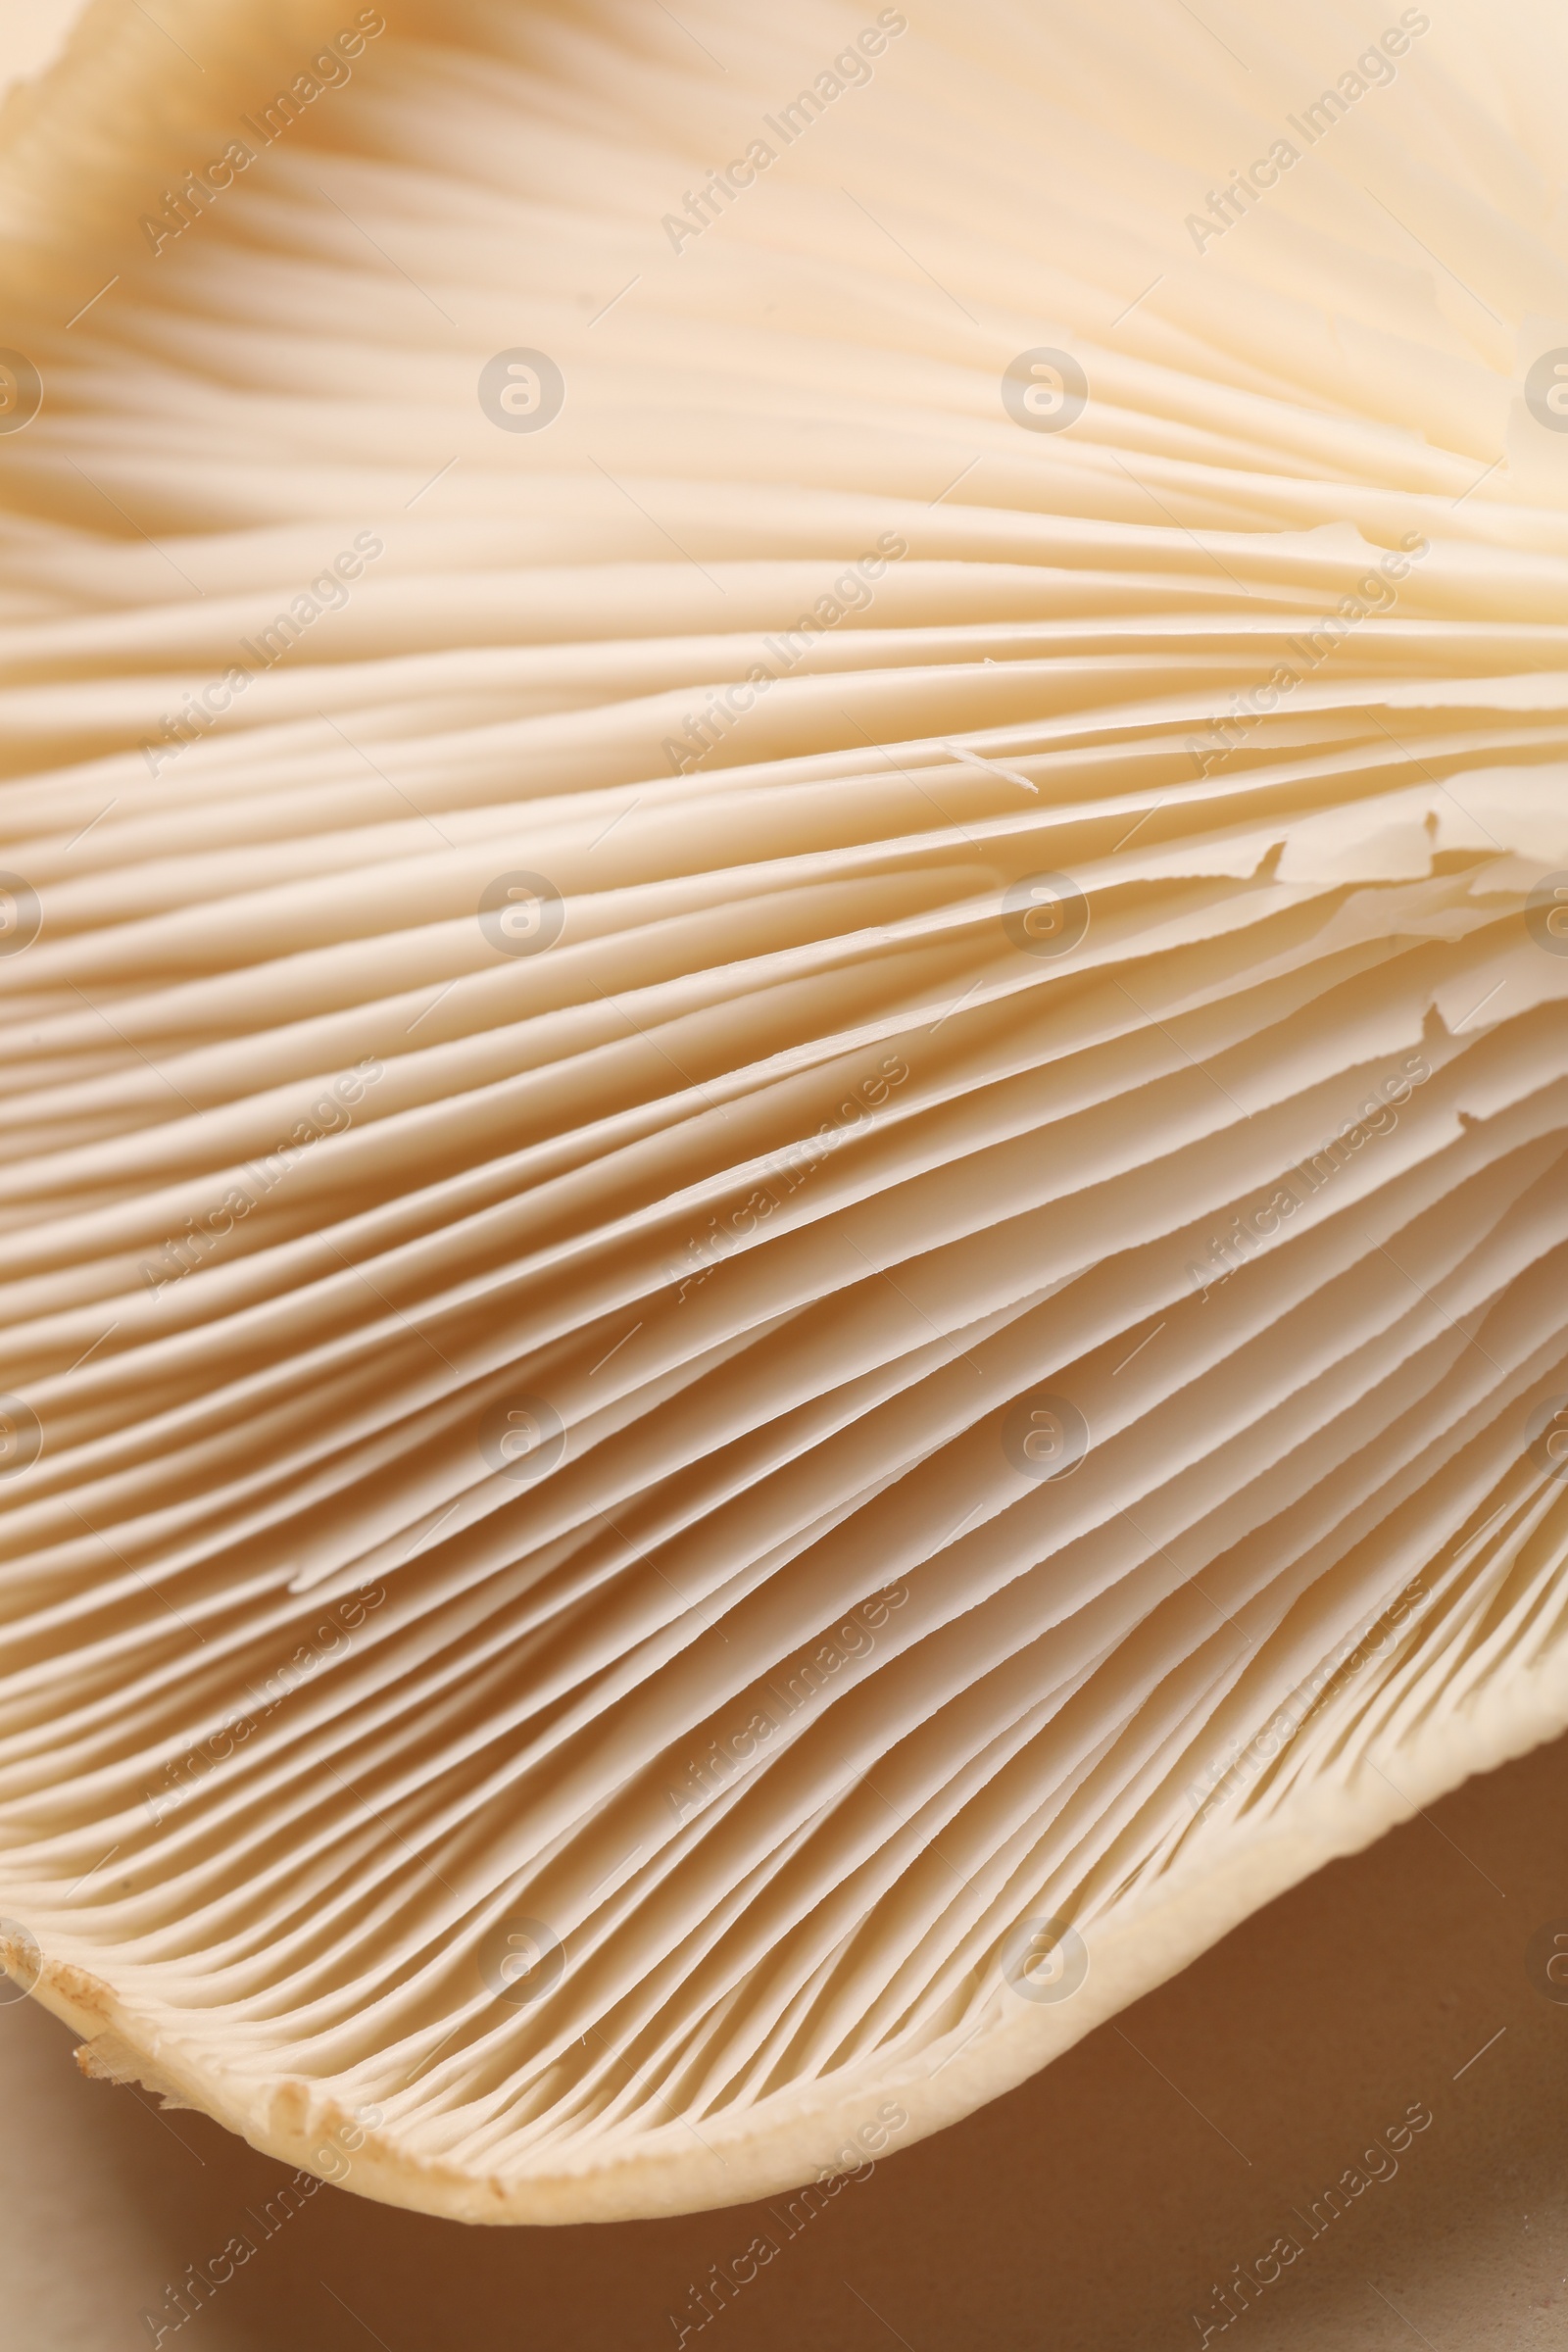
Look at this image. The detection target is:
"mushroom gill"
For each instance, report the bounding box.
[1,0,1567,2224]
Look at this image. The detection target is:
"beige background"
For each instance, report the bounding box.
[4,1728,1567,2350]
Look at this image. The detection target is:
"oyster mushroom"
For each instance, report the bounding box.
[1,0,1567,2225]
